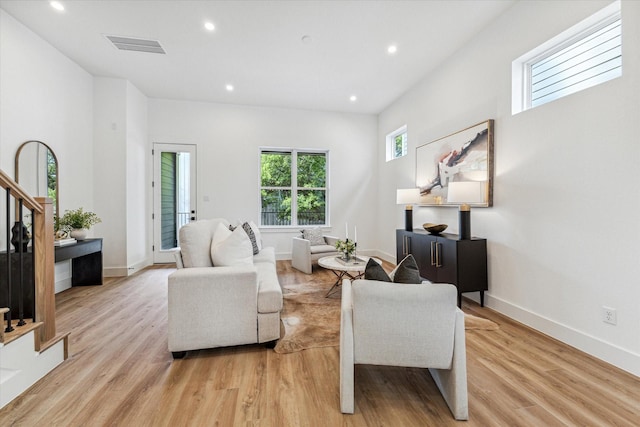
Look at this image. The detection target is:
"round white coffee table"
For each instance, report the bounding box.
[318,255,381,297]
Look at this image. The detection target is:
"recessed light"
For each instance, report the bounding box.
[50,1,64,11]
[387,45,398,55]
[226,84,234,92]
[349,95,357,102]
[204,22,215,31]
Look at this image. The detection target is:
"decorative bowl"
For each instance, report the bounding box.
[423,223,448,234]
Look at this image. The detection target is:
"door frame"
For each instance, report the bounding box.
[152,143,197,263]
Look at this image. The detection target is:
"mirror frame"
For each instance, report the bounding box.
[15,140,60,218]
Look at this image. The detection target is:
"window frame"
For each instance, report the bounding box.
[259,147,330,228]
[385,125,408,162]
[512,0,621,114]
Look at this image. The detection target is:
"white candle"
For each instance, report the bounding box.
[345,223,348,240]
[354,226,357,243]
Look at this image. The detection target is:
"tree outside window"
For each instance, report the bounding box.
[260,149,328,226]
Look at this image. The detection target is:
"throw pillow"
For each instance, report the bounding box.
[248,221,263,251]
[364,258,391,282]
[242,222,260,255]
[302,227,326,246]
[390,254,422,284]
[210,223,253,266]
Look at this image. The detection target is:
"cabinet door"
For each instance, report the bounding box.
[434,237,458,284]
[410,233,436,280]
[396,230,411,263]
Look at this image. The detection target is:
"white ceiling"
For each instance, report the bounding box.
[0,0,514,114]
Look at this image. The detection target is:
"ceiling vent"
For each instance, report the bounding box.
[105,35,166,54]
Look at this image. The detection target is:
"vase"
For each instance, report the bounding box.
[70,229,88,240]
[11,221,30,252]
[343,251,352,262]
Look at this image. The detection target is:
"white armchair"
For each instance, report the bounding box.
[291,234,340,274]
[340,279,468,420]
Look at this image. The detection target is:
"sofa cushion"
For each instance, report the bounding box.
[253,246,276,265]
[309,244,336,254]
[179,218,230,268]
[211,223,254,266]
[302,228,326,246]
[255,262,283,313]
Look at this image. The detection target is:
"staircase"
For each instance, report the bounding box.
[1,169,68,409]
[0,315,69,408]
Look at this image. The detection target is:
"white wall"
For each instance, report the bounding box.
[125,81,150,273]
[0,9,93,213]
[378,0,640,376]
[148,99,378,258]
[93,78,150,276]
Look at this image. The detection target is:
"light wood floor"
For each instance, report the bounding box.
[1,262,639,426]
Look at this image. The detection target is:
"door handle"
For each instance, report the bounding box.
[430,241,436,266]
[436,243,442,268]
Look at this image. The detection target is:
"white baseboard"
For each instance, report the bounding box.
[103,258,152,278]
[487,294,640,378]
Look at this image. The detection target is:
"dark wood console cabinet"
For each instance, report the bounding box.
[55,238,103,286]
[396,229,487,307]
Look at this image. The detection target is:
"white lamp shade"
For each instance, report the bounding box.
[396,188,421,205]
[447,181,484,204]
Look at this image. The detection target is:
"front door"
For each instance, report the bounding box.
[153,143,197,263]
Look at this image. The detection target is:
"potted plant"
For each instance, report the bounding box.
[58,207,101,240]
[335,238,356,261]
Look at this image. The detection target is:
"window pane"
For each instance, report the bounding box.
[261,189,291,226]
[297,152,326,188]
[261,152,291,187]
[297,190,326,225]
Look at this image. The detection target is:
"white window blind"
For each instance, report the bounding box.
[530,17,621,108]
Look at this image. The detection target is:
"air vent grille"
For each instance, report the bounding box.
[105,35,166,54]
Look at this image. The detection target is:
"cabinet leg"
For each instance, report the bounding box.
[480,291,485,307]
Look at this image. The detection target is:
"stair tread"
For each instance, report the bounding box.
[1,321,43,345]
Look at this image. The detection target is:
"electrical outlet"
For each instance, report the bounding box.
[602,306,617,325]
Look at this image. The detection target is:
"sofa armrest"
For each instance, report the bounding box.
[340,279,355,413]
[174,250,184,269]
[167,265,259,351]
[292,236,312,274]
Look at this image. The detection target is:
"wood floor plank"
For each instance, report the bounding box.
[1,262,639,426]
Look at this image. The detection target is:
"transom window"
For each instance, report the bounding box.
[386,125,407,161]
[512,1,621,114]
[260,148,328,227]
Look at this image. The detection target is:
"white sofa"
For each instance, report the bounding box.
[168,218,282,359]
[291,233,340,274]
[340,279,468,420]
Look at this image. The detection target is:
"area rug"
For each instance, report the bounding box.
[274,281,499,354]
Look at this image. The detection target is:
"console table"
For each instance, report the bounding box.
[396,229,487,307]
[55,238,103,286]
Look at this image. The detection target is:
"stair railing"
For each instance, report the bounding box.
[0,169,55,341]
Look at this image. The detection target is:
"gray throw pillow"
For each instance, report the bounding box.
[364,258,392,282]
[302,228,326,246]
[242,222,260,255]
[391,255,422,284]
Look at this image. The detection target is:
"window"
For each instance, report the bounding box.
[386,125,407,161]
[260,149,328,227]
[512,1,621,114]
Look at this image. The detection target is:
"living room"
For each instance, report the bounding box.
[1,0,638,423]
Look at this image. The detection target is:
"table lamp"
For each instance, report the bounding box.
[447,181,484,239]
[396,188,421,231]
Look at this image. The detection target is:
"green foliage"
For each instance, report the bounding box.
[335,239,356,256]
[58,207,101,231]
[261,151,327,225]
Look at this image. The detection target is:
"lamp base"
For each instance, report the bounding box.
[458,209,471,240]
[405,207,413,231]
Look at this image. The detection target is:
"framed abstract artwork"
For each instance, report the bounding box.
[416,119,494,207]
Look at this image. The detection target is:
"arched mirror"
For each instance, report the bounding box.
[15,140,59,217]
